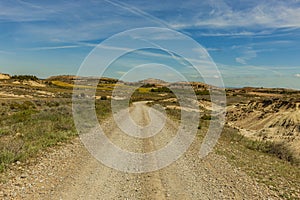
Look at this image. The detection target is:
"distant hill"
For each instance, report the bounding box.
[0,73,46,87]
[46,75,120,84]
[0,73,11,80]
[138,78,167,85]
[46,75,78,83]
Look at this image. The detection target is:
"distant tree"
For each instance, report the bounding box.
[195,90,210,95]
[141,83,155,88]
[12,75,38,81]
[150,87,172,93]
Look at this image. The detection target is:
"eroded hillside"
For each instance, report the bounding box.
[227,98,300,160]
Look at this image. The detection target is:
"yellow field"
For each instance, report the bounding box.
[51,81,150,92]
[138,87,151,93]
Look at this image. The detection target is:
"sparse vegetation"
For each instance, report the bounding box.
[216,125,300,199]
[150,87,172,93]
[141,83,155,88]
[195,90,210,95]
[0,96,112,173]
[1,74,300,199]
[220,128,299,165]
[100,96,107,100]
[0,100,75,172]
[11,75,38,81]
[201,114,212,120]
[244,140,299,165]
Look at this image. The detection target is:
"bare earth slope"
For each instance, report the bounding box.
[1,102,275,199]
[227,98,300,159]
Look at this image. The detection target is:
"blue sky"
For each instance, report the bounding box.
[0,0,299,89]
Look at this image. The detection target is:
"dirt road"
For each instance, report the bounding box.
[1,102,275,199]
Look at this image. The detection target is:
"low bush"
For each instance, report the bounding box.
[201,114,212,120]
[195,90,210,95]
[0,101,77,172]
[100,96,107,100]
[150,87,172,93]
[245,140,298,165]
[223,128,299,165]
[11,75,38,81]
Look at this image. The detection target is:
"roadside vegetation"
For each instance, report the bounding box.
[0,100,75,173]
[0,98,111,173]
[216,125,300,199]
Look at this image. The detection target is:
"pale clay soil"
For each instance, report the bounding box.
[227,99,300,160]
[0,102,278,200]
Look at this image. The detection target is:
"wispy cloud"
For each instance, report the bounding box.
[235,47,257,65]
[103,0,170,28]
[235,57,246,65]
[0,50,14,54]
[116,71,126,75]
[171,1,300,30]
[0,1,62,22]
[206,48,222,52]
[218,63,298,77]
[295,74,300,78]
[198,31,255,37]
[2,0,300,46]
[0,0,299,90]
[26,45,79,51]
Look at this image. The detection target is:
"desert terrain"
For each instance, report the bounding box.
[0,73,299,199]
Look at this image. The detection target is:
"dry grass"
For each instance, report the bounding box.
[215,125,300,199]
[0,99,112,173]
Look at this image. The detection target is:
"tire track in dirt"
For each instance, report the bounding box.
[52,102,276,199]
[1,101,277,199]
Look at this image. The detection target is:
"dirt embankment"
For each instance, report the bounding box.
[227,98,300,158]
[0,73,11,80]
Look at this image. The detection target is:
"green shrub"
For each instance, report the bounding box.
[0,129,9,136]
[141,83,155,88]
[0,151,15,172]
[9,101,36,110]
[201,114,212,120]
[224,129,299,165]
[0,102,79,173]
[11,75,38,81]
[195,90,210,95]
[45,101,60,107]
[150,87,172,93]
[100,96,107,100]
[245,140,298,165]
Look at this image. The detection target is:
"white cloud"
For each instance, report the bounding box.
[0,50,14,54]
[235,57,246,65]
[295,74,300,77]
[0,1,64,22]
[206,48,222,51]
[235,47,257,65]
[116,71,126,75]
[103,0,169,28]
[0,1,161,43]
[171,1,300,29]
[1,0,300,54]
[26,45,79,51]
[198,31,255,37]
[218,63,288,77]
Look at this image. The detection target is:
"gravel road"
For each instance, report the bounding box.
[0,102,276,199]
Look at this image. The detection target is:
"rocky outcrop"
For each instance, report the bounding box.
[0,73,11,80]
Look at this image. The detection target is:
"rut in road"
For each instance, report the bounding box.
[46,102,272,199]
